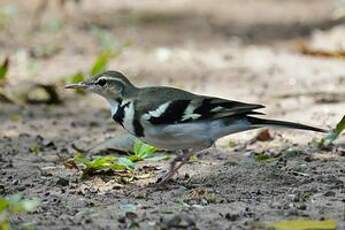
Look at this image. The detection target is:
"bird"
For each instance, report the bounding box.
[65,70,326,184]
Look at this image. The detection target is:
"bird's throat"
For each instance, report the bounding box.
[107,98,121,117]
[108,98,131,130]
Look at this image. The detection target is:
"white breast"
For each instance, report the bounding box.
[107,99,120,117]
[123,101,135,134]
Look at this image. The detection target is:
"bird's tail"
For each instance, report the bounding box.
[246,116,326,133]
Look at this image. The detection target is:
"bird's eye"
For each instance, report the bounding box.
[97,79,106,86]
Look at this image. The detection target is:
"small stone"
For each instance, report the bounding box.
[297,203,307,210]
[35,135,44,143]
[56,177,69,187]
[17,186,26,191]
[125,212,138,220]
[324,191,336,197]
[225,213,239,221]
[166,214,196,228]
[42,139,55,148]
[0,184,5,193]
[200,199,208,206]
[118,216,126,224]
[12,179,19,185]
[83,218,92,224]
[304,156,312,162]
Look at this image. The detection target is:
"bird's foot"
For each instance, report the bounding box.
[155,170,176,185]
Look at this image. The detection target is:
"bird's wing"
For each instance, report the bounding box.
[135,87,265,125]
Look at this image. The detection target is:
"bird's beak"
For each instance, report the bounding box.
[64,83,88,89]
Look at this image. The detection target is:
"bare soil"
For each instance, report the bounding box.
[0,0,344,229]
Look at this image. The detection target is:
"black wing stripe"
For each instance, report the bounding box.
[147,98,264,124]
[193,98,213,118]
[193,98,264,119]
[149,100,190,124]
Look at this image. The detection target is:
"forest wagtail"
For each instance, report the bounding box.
[65,70,325,184]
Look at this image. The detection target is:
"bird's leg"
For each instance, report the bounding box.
[157,149,192,185]
[172,150,195,174]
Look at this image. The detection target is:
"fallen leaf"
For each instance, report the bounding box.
[270,219,336,230]
[3,82,60,105]
[26,84,61,104]
[254,129,274,142]
[299,43,345,59]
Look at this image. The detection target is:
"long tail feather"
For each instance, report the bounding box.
[246,116,326,133]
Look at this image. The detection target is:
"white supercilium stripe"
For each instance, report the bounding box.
[99,76,127,87]
[123,101,135,133]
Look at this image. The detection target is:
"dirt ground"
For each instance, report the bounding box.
[0,0,345,229]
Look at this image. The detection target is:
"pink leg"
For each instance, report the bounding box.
[157,150,194,185]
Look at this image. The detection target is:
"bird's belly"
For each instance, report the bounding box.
[142,122,214,151]
[141,119,252,151]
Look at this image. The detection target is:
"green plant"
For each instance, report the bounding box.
[64,29,129,87]
[0,194,39,230]
[71,140,169,178]
[131,140,158,161]
[320,115,345,146]
[0,57,9,82]
[90,50,116,76]
[254,152,277,162]
[64,48,121,92]
[73,153,135,175]
[128,140,168,162]
[64,72,86,94]
[64,72,84,85]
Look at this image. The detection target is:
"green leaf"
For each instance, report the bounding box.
[321,115,345,146]
[64,72,85,84]
[270,219,336,230]
[254,152,276,162]
[90,50,113,76]
[0,57,9,81]
[6,194,39,214]
[20,199,40,212]
[132,140,159,161]
[128,154,140,162]
[117,157,135,170]
[0,219,9,230]
[74,153,133,173]
[334,115,345,136]
[87,156,118,170]
[0,198,9,213]
[0,194,39,230]
[0,194,39,214]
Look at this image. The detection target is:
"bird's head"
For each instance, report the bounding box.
[65,70,136,99]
